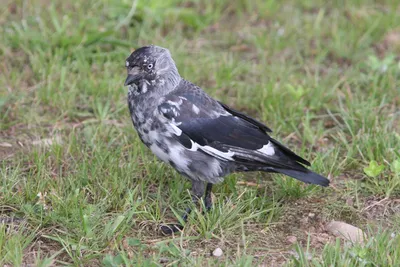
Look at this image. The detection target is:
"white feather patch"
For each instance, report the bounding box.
[192,104,200,114]
[169,123,182,136]
[187,140,198,152]
[187,140,234,161]
[258,142,275,156]
[141,82,148,93]
[167,99,182,108]
[202,145,235,161]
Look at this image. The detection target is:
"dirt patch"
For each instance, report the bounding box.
[0,127,29,161]
[0,124,39,161]
[22,238,61,266]
[375,28,400,57]
[362,197,400,228]
[0,117,67,161]
[277,199,336,248]
[0,141,16,161]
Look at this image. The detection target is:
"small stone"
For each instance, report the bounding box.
[286,235,297,244]
[213,247,223,257]
[326,221,365,243]
[308,212,315,218]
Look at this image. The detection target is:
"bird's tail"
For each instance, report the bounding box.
[273,168,330,187]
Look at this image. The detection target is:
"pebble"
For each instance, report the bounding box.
[326,221,365,243]
[213,247,223,257]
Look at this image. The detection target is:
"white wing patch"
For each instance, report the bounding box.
[169,123,182,136]
[202,145,235,161]
[258,142,275,156]
[187,140,234,161]
[166,98,183,108]
[192,104,200,114]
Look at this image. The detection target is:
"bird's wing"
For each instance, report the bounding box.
[218,101,311,166]
[158,89,310,172]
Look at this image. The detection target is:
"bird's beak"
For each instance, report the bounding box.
[124,74,141,86]
[124,66,142,86]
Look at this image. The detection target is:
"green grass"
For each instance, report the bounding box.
[1,0,400,265]
[290,229,400,267]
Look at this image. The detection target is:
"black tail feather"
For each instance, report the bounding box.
[274,168,330,187]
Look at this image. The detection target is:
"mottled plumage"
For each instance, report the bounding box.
[124,45,329,234]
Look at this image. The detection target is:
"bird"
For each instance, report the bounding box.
[124,45,329,234]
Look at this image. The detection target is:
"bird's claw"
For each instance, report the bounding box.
[159,223,184,235]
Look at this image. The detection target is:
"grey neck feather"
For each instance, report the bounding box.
[153,51,181,95]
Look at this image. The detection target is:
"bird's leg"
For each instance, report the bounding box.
[204,183,213,211]
[182,180,204,219]
[181,196,198,222]
[160,181,205,235]
[184,183,212,219]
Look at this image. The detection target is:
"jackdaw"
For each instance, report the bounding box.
[124,45,329,234]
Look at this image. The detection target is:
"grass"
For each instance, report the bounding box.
[290,228,400,267]
[1,0,400,265]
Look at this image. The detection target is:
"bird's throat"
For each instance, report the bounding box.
[127,83,140,96]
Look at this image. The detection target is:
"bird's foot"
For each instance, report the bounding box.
[159,207,191,235]
[159,184,214,235]
[159,223,183,235]
[204,196,212,212]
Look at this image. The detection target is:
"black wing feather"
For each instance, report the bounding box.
[218,102,310,166]
[218,101,272,133]
[158,91,310,169]
[178,117,269,149]
[269,138,310,166]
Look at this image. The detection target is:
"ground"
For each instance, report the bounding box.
[1,0,400,266]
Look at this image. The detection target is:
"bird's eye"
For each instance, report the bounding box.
[147,63,153,69]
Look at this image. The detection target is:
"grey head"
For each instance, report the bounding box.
[124,45,181,95]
